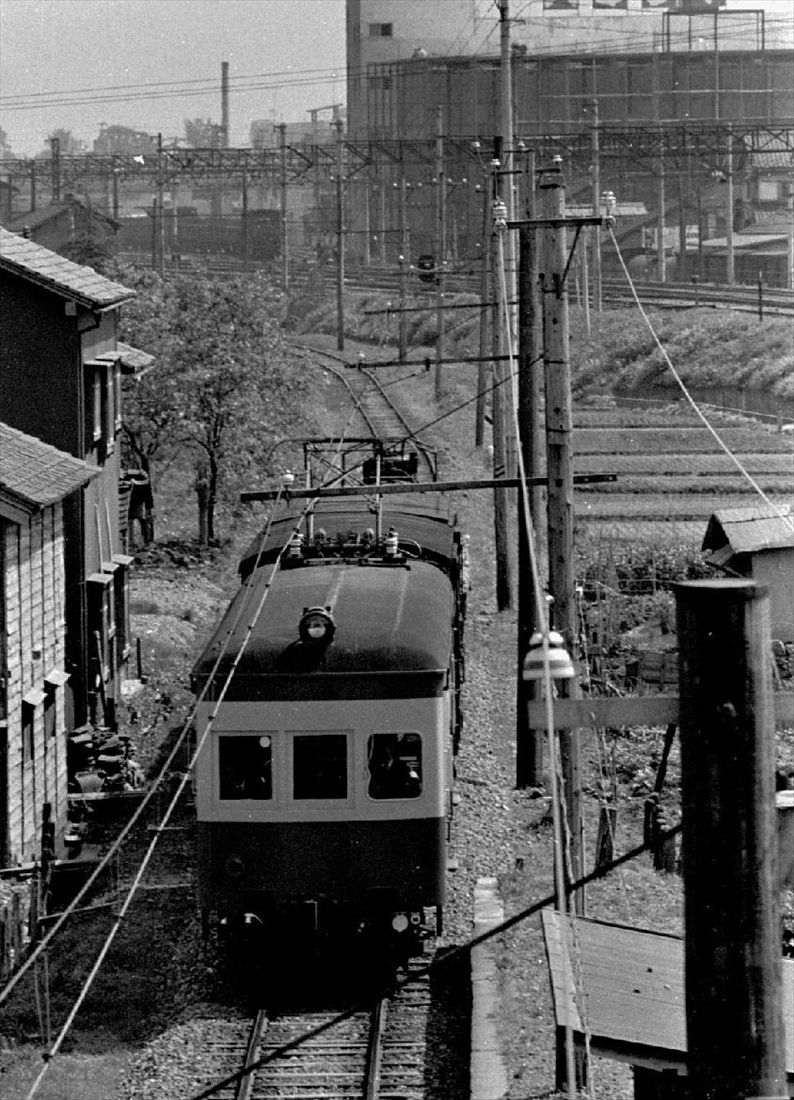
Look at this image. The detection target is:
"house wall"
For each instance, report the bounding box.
[0,278,127,727]
[752,548,794,642]
[1,506,69,865]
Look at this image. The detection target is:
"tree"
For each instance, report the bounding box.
[37,128,86,157]
[184,118,222,147]
[117,266,300,546]
[0,127,14,160]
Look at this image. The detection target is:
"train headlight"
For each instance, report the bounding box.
[522,630,576,681]
[391,912,409,933]
[299,606,336,646]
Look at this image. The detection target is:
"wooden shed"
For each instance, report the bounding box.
[702,504,794,641]
[0,422,98,865]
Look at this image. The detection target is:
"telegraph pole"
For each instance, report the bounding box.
[657,127,666,283]
[435,105,446,398]
[538,163,582,906]
[726,121,735,285]
[220,61,230,147]
[516,148,546,789]
[590,100,602,311]
[398,173,409,362]
[156,132,165,279]
[335,116,345,351]
[49,137,60,203]
[475,173,491,448]
[277,123,289,292]
[677,579,786,1100]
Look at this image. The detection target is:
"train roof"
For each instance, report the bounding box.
[192,558,455,692]
[239,498,457,578]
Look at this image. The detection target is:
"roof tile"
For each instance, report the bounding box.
[0,421,99,510]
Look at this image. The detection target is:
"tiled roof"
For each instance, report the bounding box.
[0,226,134,310]
[702,503,794,555]
[117,342,155,374]
[6,199,117,234]
[0,421,99,511]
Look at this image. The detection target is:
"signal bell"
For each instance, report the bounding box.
[522,630,575,681]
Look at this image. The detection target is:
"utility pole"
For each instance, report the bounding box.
[539,163,582,907]
[475,173,491,449]
[726,121,735,285]
[220,61,230,147]
[49,137,60,203]
[398,173,409,362]
[241,170,249,265]
[516,148,546,789]
[677,579,786,1100]
[499,0,518,478]
[156,132,165,278]
[277,123,289,292]
[492,161,512,612]
[590,100,602,311]
[657,127,666,283]
[435,105,446,399]
[335,116,345,352]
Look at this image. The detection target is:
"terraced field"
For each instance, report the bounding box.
[572,401,794,541]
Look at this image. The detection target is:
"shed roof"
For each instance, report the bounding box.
[0,421,99,511]
[0,226,134,311]
[116,342,155,375]
[702,503,794,555]
[542,910,794,1080]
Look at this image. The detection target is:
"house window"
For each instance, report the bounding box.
[22,702,34,765]
[111,554,134,662]
[758,179,782,202]
[43,684,56,740]
[368,22,393,36]
[105,366,115,454]
[92,367,103,442]
[114,362,123,431]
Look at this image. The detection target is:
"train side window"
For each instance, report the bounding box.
[367,733,422,800]
[218,734,273,800]
[293,734,347,800]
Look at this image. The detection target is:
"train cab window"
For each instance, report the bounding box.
[367,733,422,800]
[218,734,273,800]
[293,734,347,800]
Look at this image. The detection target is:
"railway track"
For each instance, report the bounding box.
[193,959,432,1099]
[289,342,437,481]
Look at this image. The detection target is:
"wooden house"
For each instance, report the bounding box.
[0,422,98,866]
[3,197,119,258]
[0,227,137,731]
[702,504,794,641]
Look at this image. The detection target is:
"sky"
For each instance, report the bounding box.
[0,0,347,156]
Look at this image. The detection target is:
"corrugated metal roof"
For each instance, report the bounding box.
[0,421,99,510]
[702,503,794,554]
[0,226,134,310]
[542,910,794,1076]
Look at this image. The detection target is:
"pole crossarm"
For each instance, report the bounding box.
[241,472,616,502]
[527,691,794,730]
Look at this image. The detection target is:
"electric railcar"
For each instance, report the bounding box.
[191,491,466,946]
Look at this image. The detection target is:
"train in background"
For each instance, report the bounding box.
[191,442,467,949]
[117,207,280,263]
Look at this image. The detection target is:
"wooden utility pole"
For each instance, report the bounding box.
[677,579,786,1100]
[335,116,345,351]
[220,61,230,148]
[435,105,446,398]
[49,137,60,202]
[539,163,582,906]
[156,132,165,279]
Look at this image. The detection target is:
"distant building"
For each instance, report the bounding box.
[93,126,156,156]
[0,423,98,865]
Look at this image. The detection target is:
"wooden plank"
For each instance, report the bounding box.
[526,691,794,730]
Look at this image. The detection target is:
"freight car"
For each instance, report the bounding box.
[191,481,466,949]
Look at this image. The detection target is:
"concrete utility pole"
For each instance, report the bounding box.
[539,163,582,906]
[475,173,491,449]
[492,156,512,613]
[435,105,446,398]
[335,116,345,351]
[657,127,666,283]
[677,579,786,1100]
